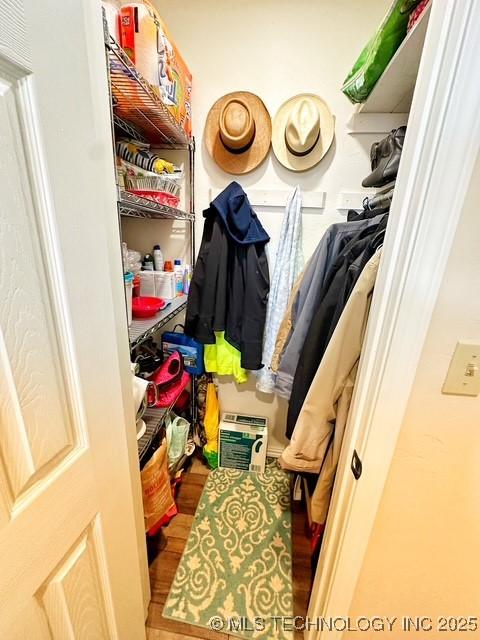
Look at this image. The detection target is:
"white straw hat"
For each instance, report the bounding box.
[272,94,335,171]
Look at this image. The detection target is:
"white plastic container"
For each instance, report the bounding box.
[154,271,176,300]
[138,270,176,299]
[123,272,134,326]
[138,271,156,297]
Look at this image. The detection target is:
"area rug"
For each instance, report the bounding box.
[163,459,293,639]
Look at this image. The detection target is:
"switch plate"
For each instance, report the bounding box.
[442,341,480,396]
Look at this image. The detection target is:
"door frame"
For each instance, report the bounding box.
[81,0,151,618]
[0,0,149,634]
[307,1,480,636]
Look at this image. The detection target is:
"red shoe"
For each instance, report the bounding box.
[149,351,190,408]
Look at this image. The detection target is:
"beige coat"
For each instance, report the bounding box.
[270,269,305,372]
[279,250,381,524]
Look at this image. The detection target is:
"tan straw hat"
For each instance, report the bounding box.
[204,91,271,174]
[272,94,335,171]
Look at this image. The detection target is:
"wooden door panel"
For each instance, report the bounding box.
[0,1,146,636]
[0,0,30,71]
[0,454,96,630]
[0,62,82,505]
[6,600,51,640]
[38,522,113,639]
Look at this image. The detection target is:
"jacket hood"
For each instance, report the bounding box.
[211,181,270,245]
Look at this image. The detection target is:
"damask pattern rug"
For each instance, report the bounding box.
[163,460,293,639]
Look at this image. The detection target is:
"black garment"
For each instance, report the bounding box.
[184,183,270,370]
[347,189,393,222]
[286,216,386,437]
[184,209,229,343]
[347,204,390,222]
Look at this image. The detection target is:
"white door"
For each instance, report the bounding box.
[0,1,147,638]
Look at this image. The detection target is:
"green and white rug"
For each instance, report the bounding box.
[163,460,293,639]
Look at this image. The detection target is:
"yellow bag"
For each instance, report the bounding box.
[203,378,219,468]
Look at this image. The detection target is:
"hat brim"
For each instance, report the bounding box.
[272,94,335,172]
[204,91,272,175]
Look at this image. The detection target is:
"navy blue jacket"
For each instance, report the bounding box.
[185,183,270,370]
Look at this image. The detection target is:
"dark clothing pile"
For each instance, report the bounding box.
[286,213,387,437]
[185,182,270,370]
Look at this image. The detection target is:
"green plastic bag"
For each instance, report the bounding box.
[342,0,421,104]
[203,447,218,470]
[165,412,190,470]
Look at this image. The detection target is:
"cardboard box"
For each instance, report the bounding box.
[218,413,268,473]
[120,1,192,138]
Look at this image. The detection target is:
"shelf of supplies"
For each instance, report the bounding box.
[138,388,191,468]
[105,32,190,148]
[358,3,431,115]
[138,407,168,466]
[129,295,187,349]
[118,191,194,221]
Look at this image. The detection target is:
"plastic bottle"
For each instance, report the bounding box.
[174,259,183,296]
[142,253,154,270]
[153,244,164,271]
[183,264,192,294]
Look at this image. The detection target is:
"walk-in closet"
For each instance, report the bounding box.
[2,0,479,639]
[101,1,433,637]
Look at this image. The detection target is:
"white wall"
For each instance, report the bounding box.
[345,152,480,637]
[152,0,390,452]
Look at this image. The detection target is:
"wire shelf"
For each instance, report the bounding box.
[106,33,190,149]
[113,114,147,143]
[138,382,190,467]
[138,407,167,466]
[118,190,194,221]
[129,295,188,349]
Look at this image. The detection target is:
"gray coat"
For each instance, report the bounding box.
[275,216,383,399]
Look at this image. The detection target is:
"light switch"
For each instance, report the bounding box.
[442,341,480,396]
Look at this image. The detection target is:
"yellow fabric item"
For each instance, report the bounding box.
[204,332,249,384]
[203,381,220,453]
[124,142,175,174]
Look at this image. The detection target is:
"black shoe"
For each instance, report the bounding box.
[362,127,406,188]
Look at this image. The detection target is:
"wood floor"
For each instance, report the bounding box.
[146,455,312,640]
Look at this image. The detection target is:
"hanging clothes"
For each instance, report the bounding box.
[270,267,305,373]
[274,214,385,401]
[204,332,249,384]
[280,250,381,524]
[256,186,303,393]
[286,214,386,437]
[184,182,270,370]
[347,187,394,222]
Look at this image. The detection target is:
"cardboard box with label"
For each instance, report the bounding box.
[218,413,268,473]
